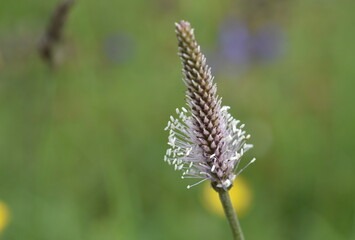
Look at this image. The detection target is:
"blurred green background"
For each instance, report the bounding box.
[0,0,354,239]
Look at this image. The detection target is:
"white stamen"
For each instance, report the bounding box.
[236,158,256,176]
[186,178,208,189]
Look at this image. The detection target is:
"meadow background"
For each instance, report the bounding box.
[0,0,355,239]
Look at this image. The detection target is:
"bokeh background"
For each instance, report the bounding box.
[1,0,354,239]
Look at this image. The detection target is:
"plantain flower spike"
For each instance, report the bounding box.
[164,20,255,191]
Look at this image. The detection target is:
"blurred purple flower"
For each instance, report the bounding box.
[214,18,285,75]
[218,20,251,64]
[103,33,135,64]
[252,24,284,62]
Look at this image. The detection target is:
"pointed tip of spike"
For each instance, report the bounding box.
[176,20,190,29]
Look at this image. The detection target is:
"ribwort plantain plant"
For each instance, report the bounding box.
[164,20,255,240]
[39,0,75,66]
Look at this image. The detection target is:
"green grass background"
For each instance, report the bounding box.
[0,0,354,239]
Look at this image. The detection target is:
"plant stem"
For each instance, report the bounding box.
[218,189,245,240]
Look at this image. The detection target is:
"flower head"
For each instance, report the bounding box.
[164,20,255,190]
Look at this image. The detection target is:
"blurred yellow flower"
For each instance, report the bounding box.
[0,201,10,234]
[202,176,252,218]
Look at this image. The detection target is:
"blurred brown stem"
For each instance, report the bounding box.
[39,0,75,66]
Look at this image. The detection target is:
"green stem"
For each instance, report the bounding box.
[218,189,245,240]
